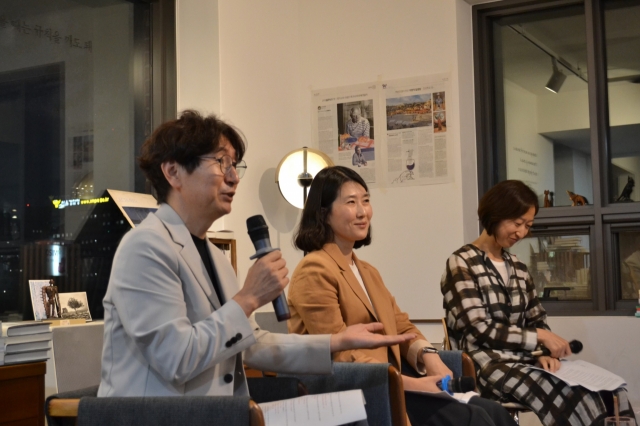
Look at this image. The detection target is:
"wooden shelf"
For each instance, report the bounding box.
[0,362,46,426]
[209,238,237,274]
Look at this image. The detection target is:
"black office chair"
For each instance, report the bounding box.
[285,362,406,426]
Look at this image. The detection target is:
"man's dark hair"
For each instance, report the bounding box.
[294,166,371,253]
[478,180,539,236]
[138,110,246,203]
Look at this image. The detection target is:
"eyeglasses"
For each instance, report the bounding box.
[200,155,247,179]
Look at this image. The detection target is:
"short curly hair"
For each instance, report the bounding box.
[138,110,246,203]
[478,180,539,236]
[294,166,371,253]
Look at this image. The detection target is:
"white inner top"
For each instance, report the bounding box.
[350,261,375,312]
[490,258,510,286]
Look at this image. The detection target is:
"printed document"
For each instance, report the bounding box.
[406,390,478,404]
[258,389,367,426]
[529,360,627,392]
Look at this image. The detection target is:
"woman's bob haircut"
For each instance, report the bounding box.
[294,165,371,253]
[478,180,539,236]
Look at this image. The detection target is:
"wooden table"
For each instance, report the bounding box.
[0,362,46,426]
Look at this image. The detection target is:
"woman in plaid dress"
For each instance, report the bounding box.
[441,180,635,426]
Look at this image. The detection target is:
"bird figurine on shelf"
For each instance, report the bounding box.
[567,190,588,206]
[616,176,635,202]
[543,190,553,207]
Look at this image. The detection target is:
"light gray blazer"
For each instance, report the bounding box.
[98,204,331,397]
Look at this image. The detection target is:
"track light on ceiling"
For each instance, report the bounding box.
[545,58,567,94]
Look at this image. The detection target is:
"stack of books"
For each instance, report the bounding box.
[0,321,52,366]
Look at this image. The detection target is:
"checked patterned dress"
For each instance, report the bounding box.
[441,244,635,426]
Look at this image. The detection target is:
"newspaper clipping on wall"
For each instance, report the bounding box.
[382,74,452,187]
[311,82,380,186]
[311,74,452,188]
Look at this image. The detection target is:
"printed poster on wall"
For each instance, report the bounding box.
[381,74,453,187]
[310,74,453,188]
[311,83,381,186]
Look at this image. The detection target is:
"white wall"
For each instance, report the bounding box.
[547,317,640,409]
[176,0,639,407]
[210,0,471,319]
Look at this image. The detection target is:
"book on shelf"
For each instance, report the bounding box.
[4,340,51,355]
[0,331,52,346]
[1,322,51,337]
[0,349,49,366]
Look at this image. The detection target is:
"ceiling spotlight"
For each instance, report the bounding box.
[545,58,567,94]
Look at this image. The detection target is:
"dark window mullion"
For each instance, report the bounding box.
[473,8,497,201]
[584,0,610,207]
[608,222,640,312]
[151,0,177,129]
[585,0,611,311]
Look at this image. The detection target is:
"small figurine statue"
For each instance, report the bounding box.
[543,190,553,207]
[567,190,588,206]
[42,279,62,319]
[616,176,635,202]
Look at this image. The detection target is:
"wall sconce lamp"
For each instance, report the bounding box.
[275,147,333,209]
[545,58,567,93]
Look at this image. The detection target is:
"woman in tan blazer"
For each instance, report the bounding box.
[288,166,516,426]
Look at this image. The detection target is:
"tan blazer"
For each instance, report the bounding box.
[288,243,430,374]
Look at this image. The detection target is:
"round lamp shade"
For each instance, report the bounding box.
[275,147,333,209]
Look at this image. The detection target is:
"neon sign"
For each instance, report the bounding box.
[52,197,110,209]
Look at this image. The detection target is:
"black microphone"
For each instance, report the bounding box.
[246,215,291,322]
[532,340,583,357]
[436,376,476,395]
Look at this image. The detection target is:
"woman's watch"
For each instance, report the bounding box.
[421,346,439,355]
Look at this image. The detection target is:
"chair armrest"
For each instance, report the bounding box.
[387,365,407,426]
[46,385,100,426]
[460,352,477,387]
[249,400,265,426]
[285,362,397,426]
[48,398,80,417]
[47,395,261,426]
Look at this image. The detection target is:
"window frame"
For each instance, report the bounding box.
[473,0,639,315]
[0,0,177,320]
[136,0,177,192]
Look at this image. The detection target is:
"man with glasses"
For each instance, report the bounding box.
[98,110,413,397]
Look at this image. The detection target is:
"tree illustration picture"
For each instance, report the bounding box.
[67,297,85,313]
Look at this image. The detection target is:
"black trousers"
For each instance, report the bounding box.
[405,393,517,426]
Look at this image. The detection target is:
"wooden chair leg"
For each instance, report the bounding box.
[387,365,407,426]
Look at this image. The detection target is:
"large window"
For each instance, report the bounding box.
[474,0,640,314]
[0,0,175,321]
